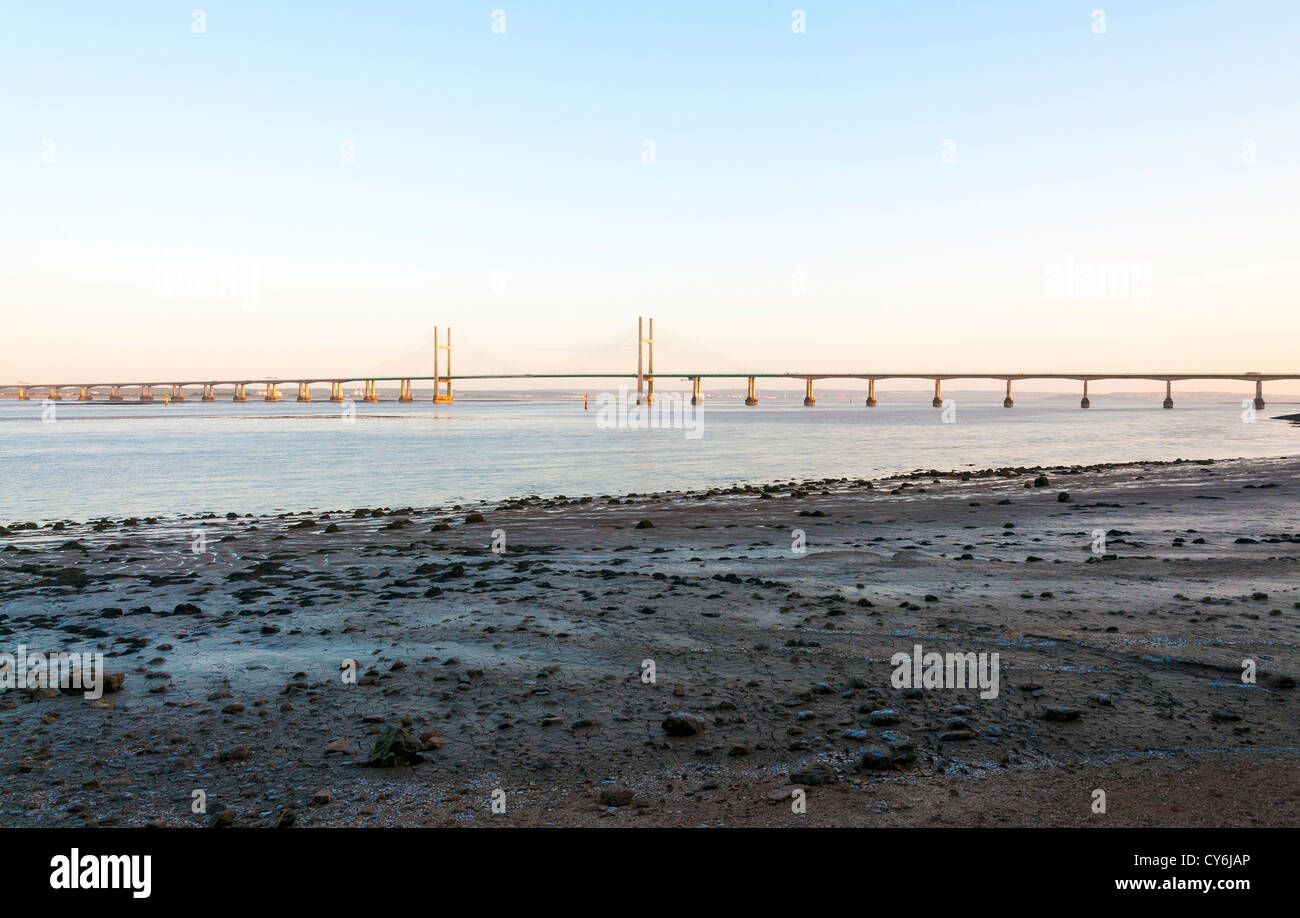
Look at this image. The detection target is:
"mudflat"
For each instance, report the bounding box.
[2,455,1297,827]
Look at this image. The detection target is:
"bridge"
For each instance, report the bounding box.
[2,320,1295,410]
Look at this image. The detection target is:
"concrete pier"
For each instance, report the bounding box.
[264,383,280,402]
[18,387,30,400]
[363,380,378,403]
[79,386,93,401]
[202,384,216,401]
[109,386,123,402]
[48,387,62,401]
[690,376,702,406]
[1162,380,1174,409]
[803,378,815,406]
[171,384,185,401]
[744,377,758,406]
[233,383,247,402]
[398,379,413,402]
[1003,379,1014,408]
[865,379,877,407]
[932,380,942,408]
[139,385,154,403]
[329,382,344,403]
[1080,379,1090,408]
[1254,380,1265,410]
[297,382,311,402]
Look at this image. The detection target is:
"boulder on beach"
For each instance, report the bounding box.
[661,712,706,736]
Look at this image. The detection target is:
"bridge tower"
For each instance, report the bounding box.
[637,317,654,405]
[433,326,453,403]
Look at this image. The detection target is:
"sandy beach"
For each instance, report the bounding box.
[2,454,1297,827]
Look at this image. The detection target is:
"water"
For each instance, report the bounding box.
[1,395,1295,522]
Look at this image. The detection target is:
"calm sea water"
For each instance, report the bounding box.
[1,393,1296,522]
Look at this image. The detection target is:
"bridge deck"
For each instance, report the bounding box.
[3,372,1297,389]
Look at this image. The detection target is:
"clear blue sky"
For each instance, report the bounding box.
[2,1,1298,387]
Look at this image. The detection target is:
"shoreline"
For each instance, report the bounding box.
[4,452,1297,532]
[1,453,1297,827]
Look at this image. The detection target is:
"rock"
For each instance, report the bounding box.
[881,733,916,762]
[221,703,244,715]
[634,519,655,529]
[764,785,802,803]
[1057,492,1070,502]
[869,709,900,726]
[209,809,236,828]
[789,762,838,786]
[1033,475,1049,487]
[275,808,296,828]
[313,788,332,805]
[1088,692,1112,705]
[1042,706,1081,722]
[419,730,443,750]
[367,727,424,766]
[858,747,893,770]
[662,712,706,736]
[324,739,350,756]
[597,786,634,807]
[219,746,253,762]
[464,512,485,524]
[1212,710,1242,722]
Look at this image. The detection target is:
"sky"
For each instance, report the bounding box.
[1,1,1298,391]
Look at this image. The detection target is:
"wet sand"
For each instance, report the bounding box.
[1,455,1298,827]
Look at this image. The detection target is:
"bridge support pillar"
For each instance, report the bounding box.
[264,383,279,402]
[233,383,247,402]
[171,384,185,401]
[865,379,877,407]
[1003,379,1014,408]
[329,382,344,403]
[79,386,93,401]
[690,377,702,406]
[139,385,154,403]
[932,380,943,408]
[1162,380,1174,409]
[297,382,311,402]
[744,377,758,406]
[398,379,413,402]
[18,387,30,400]
[202,384,216,401]
[803,378,815,406]
[1080,380,1090,409]
[363,380,379,403]
[109,386,123,402]
[48,387,62,401]
[1254,380,1265,410]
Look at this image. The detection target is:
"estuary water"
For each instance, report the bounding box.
[0,393,1296,522]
